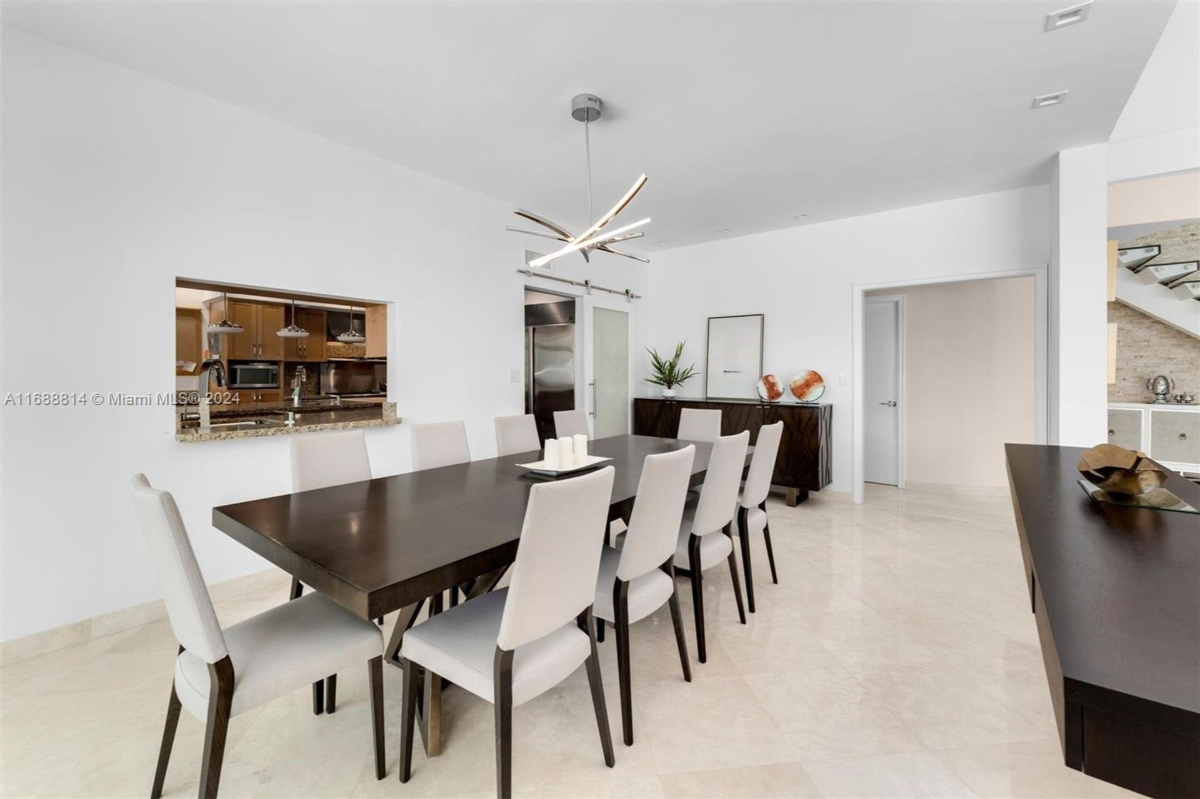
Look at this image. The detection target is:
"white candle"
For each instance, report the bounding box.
[543,438,559,469]
[557,436,575,468]
[573,434,589,463]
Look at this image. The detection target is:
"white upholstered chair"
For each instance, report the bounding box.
[553,409,627,541]
[553,409,590,439]
[495,414,541,457]
[399,467,617,799]
[677,408,722,442]
[411,420,471,471]
[735,422,784,613]
[593,446,695,746]
[132,475,385,799]
[290,430,375,712]
[673,431,750,662]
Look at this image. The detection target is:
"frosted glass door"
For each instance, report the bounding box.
[591,306,630,438]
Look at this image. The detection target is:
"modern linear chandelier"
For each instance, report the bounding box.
[507,94,650,268]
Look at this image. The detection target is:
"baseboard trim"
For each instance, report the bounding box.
[1,568,286,666]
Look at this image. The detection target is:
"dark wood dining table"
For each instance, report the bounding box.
[212,433,747,756]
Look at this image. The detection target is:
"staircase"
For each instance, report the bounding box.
[1119,245,1200,301]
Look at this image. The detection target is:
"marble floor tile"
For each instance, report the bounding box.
[933,738,1141,798]
[803,751,978,798]
[658,762,821,798]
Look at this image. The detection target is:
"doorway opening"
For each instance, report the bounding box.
[860,274,1045,498]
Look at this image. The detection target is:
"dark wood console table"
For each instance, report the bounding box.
[633,397,831,505]
[1005,444,1200,799]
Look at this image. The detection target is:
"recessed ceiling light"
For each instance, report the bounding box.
[655,240,669,245]
[717,228,732,233]
[1031,91,1069,109]
[1045,1,1091,31]
[793,213,810,221]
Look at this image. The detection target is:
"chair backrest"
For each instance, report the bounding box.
[495,414,540,457]
[411,421,471,471]
[554,410,589,439]
[130,475,228,664]
[691,430,750,536]
[677,408,722,442]
[618,446,696,581]
[497,466,615,651]
[742,421,783,508]
[291,430,372,492]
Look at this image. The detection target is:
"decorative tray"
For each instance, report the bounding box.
[516,455,613,477]
[1078,480,1198,514]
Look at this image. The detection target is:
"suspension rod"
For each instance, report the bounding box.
[515,269,641,300]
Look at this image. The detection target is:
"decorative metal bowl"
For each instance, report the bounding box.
[1077,444,1166,497]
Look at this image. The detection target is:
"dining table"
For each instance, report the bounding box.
[212,433,750,757]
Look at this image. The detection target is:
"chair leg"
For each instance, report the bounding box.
[150,683,182,799]
[368,656,385,780]
[688,533,707,664]
[493,648,515,799]
[596,619,606,643]
[199,656,235,799]
[737,507,756,614]
[289,577,303,600]
[661,561,692,683]
[760,503,778,585]
[580,609,616,768]
[312,677,324,715]
[325,674,337,714]
[398,657,418,783]
[612,581,634,746]
[724,523,747,625]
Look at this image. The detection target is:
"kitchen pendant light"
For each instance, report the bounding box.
[205,292,244,335]
[337,306,366,344]
[507,94,650,267]
[276,299,310,338]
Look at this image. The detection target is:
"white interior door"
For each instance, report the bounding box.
[864,298,902,486]
[584,296,632,439]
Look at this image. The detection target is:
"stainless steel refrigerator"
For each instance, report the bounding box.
[525,300,576,443]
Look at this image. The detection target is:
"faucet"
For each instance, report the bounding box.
[292,365,307,408]
[197,358,227,429]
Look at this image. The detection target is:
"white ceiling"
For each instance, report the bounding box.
[2,1,1176,252]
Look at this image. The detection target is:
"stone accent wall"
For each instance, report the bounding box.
[1108,219,1200,402]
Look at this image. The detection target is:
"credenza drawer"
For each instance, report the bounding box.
[1107,409,1143,451]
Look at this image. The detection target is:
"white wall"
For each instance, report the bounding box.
[647,186,1050,492]
[0,30,649,642]
[871,279,1037,488]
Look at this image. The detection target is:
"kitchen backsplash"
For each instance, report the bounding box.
[283,363,322,397]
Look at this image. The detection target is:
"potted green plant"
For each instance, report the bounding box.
[646,341,699,398]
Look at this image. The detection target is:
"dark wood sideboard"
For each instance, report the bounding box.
[1006,444,1200,799]
[633,397,831,505]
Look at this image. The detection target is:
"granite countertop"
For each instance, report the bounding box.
[176,397,400,443]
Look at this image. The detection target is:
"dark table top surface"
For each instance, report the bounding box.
[1005,444,1200,716]
[213,434,741,615]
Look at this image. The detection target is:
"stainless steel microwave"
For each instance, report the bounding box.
[229,362,280,389]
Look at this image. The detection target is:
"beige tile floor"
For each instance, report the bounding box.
[1,484,1140,798]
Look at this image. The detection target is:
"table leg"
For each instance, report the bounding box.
[385,598,425,666]
[785,488,809,507]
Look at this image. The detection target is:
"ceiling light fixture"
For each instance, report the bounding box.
[205,292,243,335]
[1045,1,1092,31]
[508,94,650,267]
[1031,90,1069,109]
[717,228,732,233]
[793,213,810,221]
[276,299,310,339]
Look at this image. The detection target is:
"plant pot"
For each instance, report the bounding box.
[662,388,677,398]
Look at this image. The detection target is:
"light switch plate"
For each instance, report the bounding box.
[838,373,848,386]
[509,368,521,383]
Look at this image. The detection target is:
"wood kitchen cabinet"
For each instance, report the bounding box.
[366,304,387,358]
[283,308,327,362]
[222,300,285,360]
